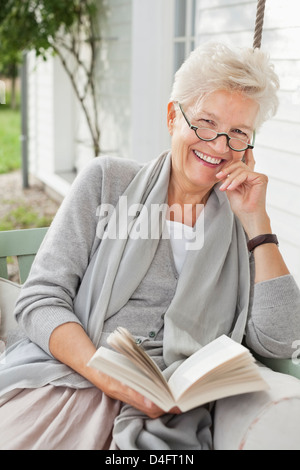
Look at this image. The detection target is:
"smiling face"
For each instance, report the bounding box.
[168,89,259,200]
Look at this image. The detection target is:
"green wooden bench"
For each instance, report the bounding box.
[0,227,48,283]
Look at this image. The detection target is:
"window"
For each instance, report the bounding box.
[174,0,196,73]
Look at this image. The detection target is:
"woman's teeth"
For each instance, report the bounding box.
[194,150,222,165]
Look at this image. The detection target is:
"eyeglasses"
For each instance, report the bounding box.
[178,103,255,152]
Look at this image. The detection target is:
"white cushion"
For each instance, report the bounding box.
[0,277,21,342]
[214,365,300,450]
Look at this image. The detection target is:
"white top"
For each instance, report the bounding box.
[165,220,195,274]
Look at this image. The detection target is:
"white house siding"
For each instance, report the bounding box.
[130,0,174,163]
[95,0,133,162]
[27,52,76,197]
[27,53,54,179]
[26,1,133,191]
[195,0,300,286]
[76,0,174,166]
[26,0,174,193]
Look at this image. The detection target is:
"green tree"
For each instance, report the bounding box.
[0,0,104,156]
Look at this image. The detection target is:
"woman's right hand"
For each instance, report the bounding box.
[93,370,170,418]
[49,322,180,418]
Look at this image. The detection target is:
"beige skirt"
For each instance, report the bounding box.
[0,385,122,450]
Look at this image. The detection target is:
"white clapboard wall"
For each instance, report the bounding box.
[96,0,133,161]
[195,0,300,286]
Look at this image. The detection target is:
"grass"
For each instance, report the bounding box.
[0,202,53,231]
[0,106,21,173]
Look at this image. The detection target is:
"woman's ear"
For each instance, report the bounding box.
[167,102,176,135]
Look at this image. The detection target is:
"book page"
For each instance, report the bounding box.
[107,327,167,387]
[88,347,175,411]
[177,370,268,412]
[168,335,250,399]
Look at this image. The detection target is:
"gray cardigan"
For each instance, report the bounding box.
[1,155,300,396]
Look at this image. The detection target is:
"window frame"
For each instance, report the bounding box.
[173,0,197,73]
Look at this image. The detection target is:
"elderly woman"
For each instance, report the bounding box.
[0,42,300,450]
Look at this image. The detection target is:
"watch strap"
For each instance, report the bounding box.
[247,234,279,252]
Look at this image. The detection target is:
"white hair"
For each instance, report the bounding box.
[170,42,280,129]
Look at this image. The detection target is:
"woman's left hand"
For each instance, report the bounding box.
[216,149,271,238]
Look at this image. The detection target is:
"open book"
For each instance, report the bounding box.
[88,327,268,412]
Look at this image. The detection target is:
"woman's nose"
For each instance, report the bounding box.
[207,135,230,154]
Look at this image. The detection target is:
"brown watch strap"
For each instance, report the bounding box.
[247,234,279,252]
